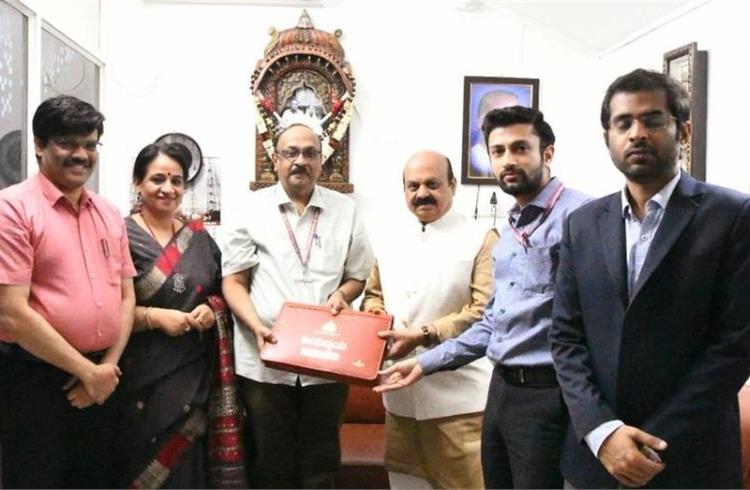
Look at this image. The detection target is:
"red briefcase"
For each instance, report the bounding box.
[260,302,393,385]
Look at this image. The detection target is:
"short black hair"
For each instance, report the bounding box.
[482,105,555,151]
[32,95,104,144]
[600,68,690,130]
[132,142,191,183]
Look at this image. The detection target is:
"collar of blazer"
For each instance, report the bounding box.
[597,171,703,306]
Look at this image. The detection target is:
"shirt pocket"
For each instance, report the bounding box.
[519,244,559,295]
[103,236,124,286]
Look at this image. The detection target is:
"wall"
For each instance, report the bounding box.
[24,0,745,229]
[598,0,750,193]
[98,0,603,231]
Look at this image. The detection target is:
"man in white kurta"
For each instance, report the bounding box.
[221,124,373,488]
[362,151,495,489]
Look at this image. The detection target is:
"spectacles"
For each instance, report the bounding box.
[276,147,321,161]
[51,137,102,153]
[609,113,677,134]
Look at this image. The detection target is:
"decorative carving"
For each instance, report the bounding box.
[251,10,356,193]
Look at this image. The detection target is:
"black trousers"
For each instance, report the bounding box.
[481,366,568,489]
[0,354,119,489]
[239,376,348,489]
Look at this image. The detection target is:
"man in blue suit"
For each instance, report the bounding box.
[550,68,750,488]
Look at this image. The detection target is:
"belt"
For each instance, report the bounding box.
[0,342,105,363]
[497,364,558,387]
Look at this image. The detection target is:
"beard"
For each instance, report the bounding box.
[611,140,680,184]
[498,164,546,197]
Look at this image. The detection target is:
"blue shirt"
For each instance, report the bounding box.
[419,178,590,373]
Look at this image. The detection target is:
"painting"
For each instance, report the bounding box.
[663,42,708,180]
[461,76,539,185]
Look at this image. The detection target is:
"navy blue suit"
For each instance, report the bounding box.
[550,172,750,488]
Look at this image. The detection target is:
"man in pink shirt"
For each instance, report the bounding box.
[0,95,136,488]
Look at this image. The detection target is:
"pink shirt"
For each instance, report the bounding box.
[0,172,136,352]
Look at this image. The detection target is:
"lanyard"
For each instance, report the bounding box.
[279,205,320,269]
[508,184,565,251]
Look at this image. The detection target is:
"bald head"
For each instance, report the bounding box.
[403,151,456,224]
[477,90,521,127]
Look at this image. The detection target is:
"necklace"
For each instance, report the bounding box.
[140,213,186,294]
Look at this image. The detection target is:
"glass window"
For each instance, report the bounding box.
[41,28,100,190]
[0,0,28,190]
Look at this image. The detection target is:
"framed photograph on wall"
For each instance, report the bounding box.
[461,76,539,185]
[663,42,708,180]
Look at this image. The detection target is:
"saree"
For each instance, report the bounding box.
[119,217,247,489]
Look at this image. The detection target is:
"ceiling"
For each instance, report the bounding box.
[481,0,705,55]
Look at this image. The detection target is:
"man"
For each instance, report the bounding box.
[549,68,750,488]
[0,95,136,488]
[362,150,496,489]
[378,106,589,488]
[470,89,521,177]
[221,123,373,488]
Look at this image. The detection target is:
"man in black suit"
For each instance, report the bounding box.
[550,68,750,488]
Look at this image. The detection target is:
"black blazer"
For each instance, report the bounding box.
[550,172,750,488]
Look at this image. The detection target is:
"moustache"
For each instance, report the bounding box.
[414,196,437,206]
[289,165,309,175]
[625,142,656,157]
[62,158,90,168]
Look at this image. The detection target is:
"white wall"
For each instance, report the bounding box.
[598,0,750,193]
[98,0,602,230]
[91,0,748,231]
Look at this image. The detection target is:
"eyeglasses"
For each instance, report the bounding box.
[609,113,677,134]
[276,147,321,161]
[51,137,102,153]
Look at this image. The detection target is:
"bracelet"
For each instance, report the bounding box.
[145,306,154,330]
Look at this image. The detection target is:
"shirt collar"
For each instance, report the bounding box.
[621,171,681,219]
[509,176,562,216]
[35,171,93,209]
[273,182,326,212]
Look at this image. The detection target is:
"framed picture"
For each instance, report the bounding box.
[663,42,708,180]
[461,76,539,185]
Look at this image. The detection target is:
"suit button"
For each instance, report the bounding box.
[182,404,190,413]
[136,401,144,410]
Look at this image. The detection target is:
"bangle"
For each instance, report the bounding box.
[145,307,154,330]
[421,325,432,347]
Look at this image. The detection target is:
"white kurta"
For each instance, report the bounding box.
[375,209,493,420]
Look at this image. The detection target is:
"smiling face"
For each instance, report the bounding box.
[403,151,455,224]
[35,130,99,194]
[135,153,185,217]
[272,124,322,200]
[605,89,690,186]
[488,123,553,205]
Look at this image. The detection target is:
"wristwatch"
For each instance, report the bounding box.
[420,325,432,347]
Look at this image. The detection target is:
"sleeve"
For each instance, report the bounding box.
[432,229,498,341]
[119,218,137,278]
[0,197,33,285]
[418,293,496,375]
[342,205,374,281]
[361,261,386,313]
[641,198,750,438]
[549,214,619,441]
[220,225,260,277]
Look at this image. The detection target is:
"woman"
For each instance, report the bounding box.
[117,142,245,488]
